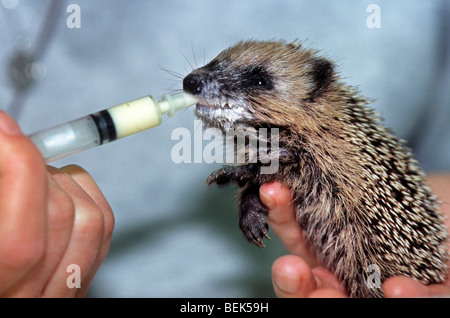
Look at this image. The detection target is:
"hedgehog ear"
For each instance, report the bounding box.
[306,57,334,100]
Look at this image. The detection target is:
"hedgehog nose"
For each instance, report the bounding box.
[183,73,204,95]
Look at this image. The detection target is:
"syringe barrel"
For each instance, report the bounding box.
[29,92,199,163]
[29,116,101,162]
[29,95,165,162]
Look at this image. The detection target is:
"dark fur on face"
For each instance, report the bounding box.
[183,40,448,298]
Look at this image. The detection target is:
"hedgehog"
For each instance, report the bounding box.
[182,40,448,297]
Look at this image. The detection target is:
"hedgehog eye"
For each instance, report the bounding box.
[242,67,273,90]
[253,76,267,87]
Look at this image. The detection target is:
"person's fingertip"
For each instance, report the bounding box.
[383,276,428,298]
[260,182,292,210]
[272,263,300,294]
[272,272,299,295]
[260,182,282,209]
[0,111,22,136]
[272,255,316,297]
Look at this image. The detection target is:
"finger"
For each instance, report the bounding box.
[272,255,317,298]
[59,164,114,296]
[0,112,47,294]
[383,276,427,297]
[260,182,318,266]
[44,171,76,265]
[60,164,114,244]
[308,288,347,298]
[42,167,106,297]
[384,276,450,298]
[311,267,346,293]
[6,171,76,297]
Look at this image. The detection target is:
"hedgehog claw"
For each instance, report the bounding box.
[206,167,233,186]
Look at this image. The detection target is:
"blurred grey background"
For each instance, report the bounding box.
[0,0,448,297]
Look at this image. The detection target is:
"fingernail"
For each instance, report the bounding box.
[273,271,300,294]
[0,111,22,136]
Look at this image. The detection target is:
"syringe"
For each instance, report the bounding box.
[29,92,199,162]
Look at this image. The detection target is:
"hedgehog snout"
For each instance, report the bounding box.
[183,73,204,95]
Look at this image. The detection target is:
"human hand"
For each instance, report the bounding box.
[261,177,450,298]
[260,182,346,297]
[0,111,114,297]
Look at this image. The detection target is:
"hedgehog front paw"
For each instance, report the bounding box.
[239,209,270,247]
[206,167,235,186]
[207,165,259,187]
[238,184,271,247]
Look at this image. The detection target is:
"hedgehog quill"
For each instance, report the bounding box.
[182,40,448,298]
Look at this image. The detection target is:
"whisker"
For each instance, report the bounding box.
[162,87,183,95]
[179,50,195,72]
[191,42,198,69]
[203,47,206,66]
[158,63,185,80]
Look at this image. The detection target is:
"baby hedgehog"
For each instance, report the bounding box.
[182,40,448,298]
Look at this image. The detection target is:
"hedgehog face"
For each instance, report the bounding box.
[183,54,274,131]
[183,40,335,131]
